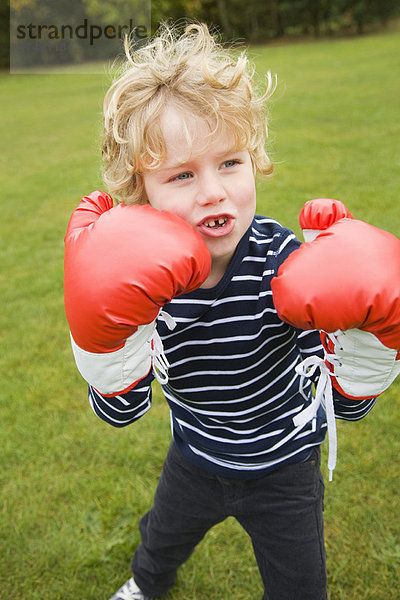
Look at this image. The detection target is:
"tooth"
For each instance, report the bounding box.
[218,218,226,225]
[208,220,216,227]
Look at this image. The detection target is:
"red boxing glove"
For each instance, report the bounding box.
[64,191,211,394]
[271,198,400,399]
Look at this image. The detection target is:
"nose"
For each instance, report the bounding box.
[196,172,226,206]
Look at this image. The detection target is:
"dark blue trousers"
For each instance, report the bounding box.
[132,441,327,599]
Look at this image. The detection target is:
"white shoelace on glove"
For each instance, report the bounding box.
[150,310,177,385]
[293,352,341,481]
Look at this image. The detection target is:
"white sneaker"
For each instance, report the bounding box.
[109,577,154,600]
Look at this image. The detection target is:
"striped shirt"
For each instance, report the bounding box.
[88,216,376,478]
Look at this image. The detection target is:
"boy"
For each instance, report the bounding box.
[64,23,394,600]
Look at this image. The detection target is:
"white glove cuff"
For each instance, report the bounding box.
[327,328,400,398]
[70,321,155,396]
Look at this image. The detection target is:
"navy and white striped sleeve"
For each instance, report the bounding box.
[87,371,154,427]
[333,391,377,421]
[295,329,324,361]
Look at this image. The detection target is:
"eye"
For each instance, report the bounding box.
[169,172,192,182]
[222,159,241,169]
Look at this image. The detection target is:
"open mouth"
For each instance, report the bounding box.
[197,214,234,238]
[203,216,228,229]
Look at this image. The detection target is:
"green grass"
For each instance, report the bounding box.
[1,30,400,600]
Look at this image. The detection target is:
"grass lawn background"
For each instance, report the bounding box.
[0,29,399,599]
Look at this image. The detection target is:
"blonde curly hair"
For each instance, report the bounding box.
[102,22,275,205]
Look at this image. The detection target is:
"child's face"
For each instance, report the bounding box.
[143,104,257,285]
